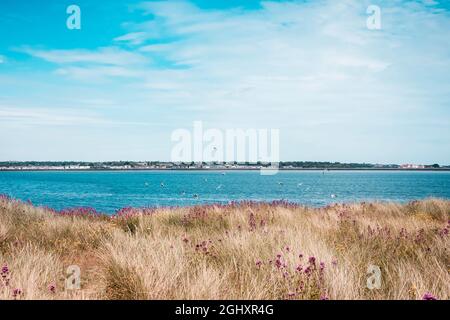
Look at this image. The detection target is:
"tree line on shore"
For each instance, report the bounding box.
[0,161,446,169]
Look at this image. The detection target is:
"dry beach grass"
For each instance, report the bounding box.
[0,195,449,300]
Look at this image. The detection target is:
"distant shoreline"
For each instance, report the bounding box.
[1,168,450,172]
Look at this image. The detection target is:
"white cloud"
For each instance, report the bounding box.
[0,105,161,128]
[0,106,107,126]
[114,32,151,45]
[18,46,150,81]
[20,47,148,66]
[54,66,143,80]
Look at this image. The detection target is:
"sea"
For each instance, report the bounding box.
[0,170,449,214]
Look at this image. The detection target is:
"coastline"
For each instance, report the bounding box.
[1,168,450,172]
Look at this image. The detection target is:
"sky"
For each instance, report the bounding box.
[0,0,449,164]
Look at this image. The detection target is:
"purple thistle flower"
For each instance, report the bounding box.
[320,295,329,300]
[304,266,311,275]
[422,293,438,300]
[12,288,22,299]
[48,284,56,294]
[1,264,9,275]
[319,262,325,271]
[275,258,283,269]
[308,256,316,267]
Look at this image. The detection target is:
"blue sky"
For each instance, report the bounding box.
[0,0,449,164]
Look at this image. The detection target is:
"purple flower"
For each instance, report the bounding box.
[304,266,311,275]
[1,264,9,275]
[319,262,325,271]
[308,256,316,266]
[422,293,438,300]
[320,295,329,300]
[275,258,283,269]
[48,284,56,294]
[12,288,22,299]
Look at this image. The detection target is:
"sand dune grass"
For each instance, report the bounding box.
[0,196,448,300]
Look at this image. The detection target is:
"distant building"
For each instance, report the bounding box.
[400,164,425,169]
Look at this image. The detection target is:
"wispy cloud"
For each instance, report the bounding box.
[54,65,143,80]
[0,106,108,126]
[18,46,150,80]
[0,105,163,128]
[20,46,148,66]
[114,32,152,45]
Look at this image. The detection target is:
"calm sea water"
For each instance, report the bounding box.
[0,171,449,214]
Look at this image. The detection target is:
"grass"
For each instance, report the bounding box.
[0,196,448,300]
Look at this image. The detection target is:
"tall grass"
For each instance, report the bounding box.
[0,196,448,300]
